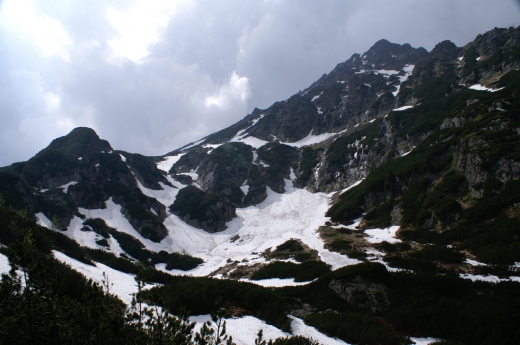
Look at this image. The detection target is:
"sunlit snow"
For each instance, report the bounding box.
[459,273,520,283]
[0,252,10,276]
[227,114,269,149]
[35,212,53,229]
[78,198,178,253]
[393,105,413,111]
[52,250,155,304]
[190,314,350,345]
[65,215,100,249]
[156,153,186,173]
[157,177,360,276]
[410,337,441,345]
[468,84,504,92]
[238,278,314,287]
[136,175,183,208]
[364,226,400,244]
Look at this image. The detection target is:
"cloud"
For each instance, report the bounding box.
[106,0,188,62]
[1,0,72,60]
[205,72,251,109]
[0,0,519,166]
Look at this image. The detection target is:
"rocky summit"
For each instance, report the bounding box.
[1,26,520,345]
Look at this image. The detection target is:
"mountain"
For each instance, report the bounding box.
[1,26,520,345]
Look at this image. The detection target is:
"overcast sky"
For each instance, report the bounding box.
[0,0,519,166]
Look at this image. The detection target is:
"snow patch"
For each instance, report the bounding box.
[282,130,338,148]
[240,184,250,195]
[410,337,442,345]
[158,177,360,276]
[119,154,127,162]
[465,259,486,266]
[393,105,414,111]
[190,315,350,345]
[238,278,314,287]
[52,250,155,304]
[227,115,269,149]
[65,216,100,249]
[79,198,176,253]
[191,315,288,345]
[58,181,78,193]
[231,135,269,149]
[459,273,520,283]
[339,180,363,194]
[35,212,53,229]
[136,175,183,208]
[469,84,504,92]
[289,316,349,345]
[0,252,10,276]
[401,147,415,157]
[364,226,401,244]
[311,92,323,102]
[156,154,185,173]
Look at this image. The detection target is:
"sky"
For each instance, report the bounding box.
[0,0,519,166]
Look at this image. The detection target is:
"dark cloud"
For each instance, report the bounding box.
[0,0,518,166]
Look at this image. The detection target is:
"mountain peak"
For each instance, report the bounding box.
[362,39,427,70]
[44,127,112,158]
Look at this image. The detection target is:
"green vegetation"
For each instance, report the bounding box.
[148,276,291,331]
[327,239,352,252]
[280,262,520,345]
[363,198,395,228]
[305,311,408,345]
[276,239,304,252]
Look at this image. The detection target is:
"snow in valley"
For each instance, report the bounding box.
[154,174,361,277]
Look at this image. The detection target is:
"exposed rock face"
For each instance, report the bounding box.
[441,117,468,129]
[456,138,491,186]
[471,27,520,56]
[169,185,236,233]
[174,200,236,233]
[496,158,520,183]
[1,127,169,241]
[329,276,389,316]
[197,143,253,205]
[248,96,320,142]
[361,39,428,70]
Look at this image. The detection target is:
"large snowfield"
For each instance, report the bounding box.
[5,152,464,345]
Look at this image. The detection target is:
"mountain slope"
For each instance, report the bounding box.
[1,26,520,345]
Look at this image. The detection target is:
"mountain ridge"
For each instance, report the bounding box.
[1,26,520,345]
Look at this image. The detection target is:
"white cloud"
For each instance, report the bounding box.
[205,72,251,109]
[106,0,189,62]
[0,0,72,60]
